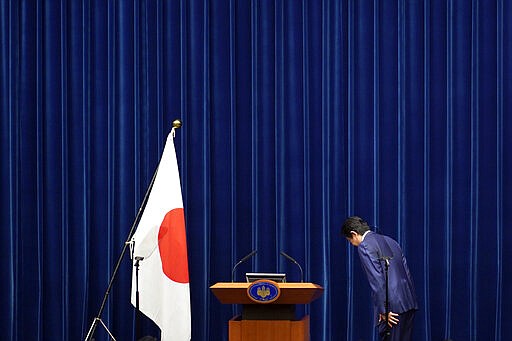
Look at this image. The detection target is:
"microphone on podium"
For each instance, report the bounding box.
[231,250,257,282]
[280,251,304,283]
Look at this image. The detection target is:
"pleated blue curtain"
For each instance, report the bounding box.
[1,0,511,340]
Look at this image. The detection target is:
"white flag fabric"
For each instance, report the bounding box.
[131,130,191,341]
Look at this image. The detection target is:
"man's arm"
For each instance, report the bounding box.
[358,243,387,315]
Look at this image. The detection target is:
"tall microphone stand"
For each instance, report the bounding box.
[383,257,391,341]
[134,256,144,340]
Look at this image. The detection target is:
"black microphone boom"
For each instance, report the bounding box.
[280,251,304,283]
[231,250,257,282]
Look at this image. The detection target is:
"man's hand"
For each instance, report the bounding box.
[379,312,399,328]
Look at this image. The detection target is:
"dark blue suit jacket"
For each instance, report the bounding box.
[358,232,418,323]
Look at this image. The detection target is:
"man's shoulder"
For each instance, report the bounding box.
[363,231,378,241]
[364,232,400,248]
[360,232,379,247]
[381,234,400,246]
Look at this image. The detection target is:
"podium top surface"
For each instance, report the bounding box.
[210,282,324,305]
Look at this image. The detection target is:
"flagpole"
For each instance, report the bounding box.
[84,120,183,341]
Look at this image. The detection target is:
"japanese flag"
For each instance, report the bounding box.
[131,130,191,340]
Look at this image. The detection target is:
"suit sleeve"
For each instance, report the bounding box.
[358,243,386,314]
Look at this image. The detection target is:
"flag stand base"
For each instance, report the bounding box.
[85,318,117,341]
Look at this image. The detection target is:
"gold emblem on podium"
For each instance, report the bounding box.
[247,280,281,303]
[257,286,271,299]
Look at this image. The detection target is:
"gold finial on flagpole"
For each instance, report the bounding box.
[172,119,182,129]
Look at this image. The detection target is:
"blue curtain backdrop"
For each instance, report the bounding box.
[1,0,511,340]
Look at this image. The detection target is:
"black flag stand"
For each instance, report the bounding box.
[84,120,182,341]
[84,163,158,341]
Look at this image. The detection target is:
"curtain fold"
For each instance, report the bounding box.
[1,1,511,340]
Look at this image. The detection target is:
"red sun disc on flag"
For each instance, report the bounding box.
[158,208,189,283]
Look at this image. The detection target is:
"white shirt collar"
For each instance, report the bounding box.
[361,230,371,242]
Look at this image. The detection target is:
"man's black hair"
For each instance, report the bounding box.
[341,216,371,238]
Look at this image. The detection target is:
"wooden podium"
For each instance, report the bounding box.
[210,282,323,341]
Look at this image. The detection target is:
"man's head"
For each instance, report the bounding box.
[342,216,370,247]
